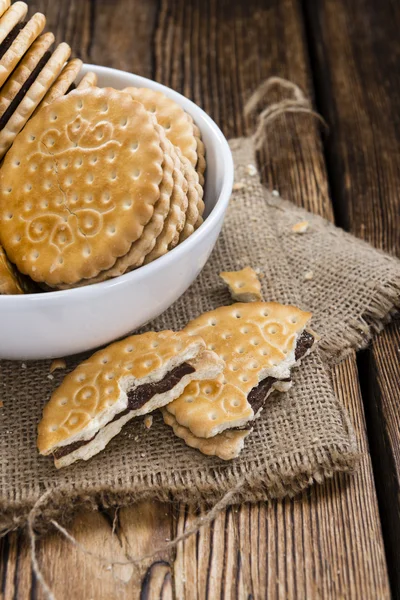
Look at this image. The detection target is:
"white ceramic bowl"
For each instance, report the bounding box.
[0,65,233,360]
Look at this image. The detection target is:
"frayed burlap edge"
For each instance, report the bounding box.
[263,193,400,364]
[2,424,358,536]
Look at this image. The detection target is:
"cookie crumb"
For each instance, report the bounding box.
[246,164,257,176]
[304,271,314,281]
[50,358,66,373]
[233,182,245,191]
[21,363,27,369]
[47,374,54,380]
[0,400,3,408]
[144,415,153,429]
[271,189,280,197]
[141,452,146,458]
[292,220,309,234]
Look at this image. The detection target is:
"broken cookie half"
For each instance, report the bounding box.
[164,302,316,458]
[38,330,223,468]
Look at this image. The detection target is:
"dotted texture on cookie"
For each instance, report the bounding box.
[0,87,164,285]
[37,330,205,454]
[166,302,312,438]
[124,86,198,169]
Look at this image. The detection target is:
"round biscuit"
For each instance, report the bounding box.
[166,302,313,438]
[77,123,175,286]
[177,147,204,243]
[0,12,46,87]
[162,408,249,460]
[0,2,27,44]
[124,86,198,168]
[0,32,54,119]
[57,122,175,288]
[76,71,98,90]
[0,42,71,159]
[36,58,83,112]
[0,244,23,294]
[186,113,206,187]
[0,87,164,286]
[144,136,188,264]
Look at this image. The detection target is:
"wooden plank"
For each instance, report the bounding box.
[304,0,400,595]
[0,0,391,598]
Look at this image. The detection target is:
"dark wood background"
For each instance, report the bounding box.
[1,0,399,598]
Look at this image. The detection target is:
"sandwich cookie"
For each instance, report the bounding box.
[220,267,262,302]
[37,330,224,467]
[76,71,98,90]
[0,244,23,294]
[124,86,198,170]
[0,2,27,46]
[36,58,83,111]
[0,12,46,88]
[0,87,164,286]
[0,32,54,122]
[0,42,72,159]
[165,302,315,439]
[162,409,249,460]
[0,0,25,49]
[0,1,11,19]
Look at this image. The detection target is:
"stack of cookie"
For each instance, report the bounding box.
[0,83,206,290]
[0,1,206,293]
[0,0,87,162]
[37,274,316,467]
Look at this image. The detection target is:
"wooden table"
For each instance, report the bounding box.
[1,0,399,598]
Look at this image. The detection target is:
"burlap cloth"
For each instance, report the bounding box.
[1,135,400,535]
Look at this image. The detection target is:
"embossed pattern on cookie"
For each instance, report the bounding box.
[38,330,224,467]
[166,302,313,438]
[124,86,198,169]
[0,87,164,286]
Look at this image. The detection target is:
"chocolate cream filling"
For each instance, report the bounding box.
[53,362,195,459]
[0,22,26,60]
[238,329,315,428]
[0,51,51,129]
[53,331,315,459]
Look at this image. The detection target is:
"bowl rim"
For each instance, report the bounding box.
[0,64,233,306]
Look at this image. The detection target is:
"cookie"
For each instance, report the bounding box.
[0,87,165,286]
[0,2,27,45]
[81,122,175,285]
[36,58,83,111]
[162,409,249,460]
[177,148,204,242]
[0,12,46,88]
[0,244,23,294]
[165,302,315,438]
[0,32,54,120]
[186,113,206,187]
[143,133,188,264]
[124,86,198,169]
[0,1,11,19]
[37,330,224,468]
[76,71,98,90]
[220,267,262,302]
[0,42,71,159]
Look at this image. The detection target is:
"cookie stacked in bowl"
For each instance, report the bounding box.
[0,0,86,162]
[0,84,206,291]
[0,2,206,293]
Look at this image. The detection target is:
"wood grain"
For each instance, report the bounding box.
[0,0,393,598]
[304,0,400,595]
